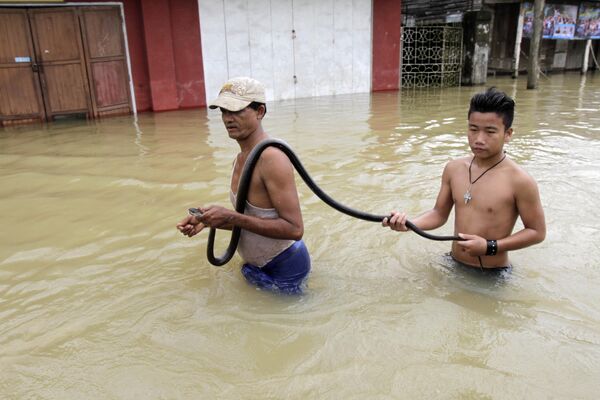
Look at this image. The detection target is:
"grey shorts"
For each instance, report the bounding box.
[445,252,513,276]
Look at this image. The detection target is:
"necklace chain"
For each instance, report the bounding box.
[464,153,506,205]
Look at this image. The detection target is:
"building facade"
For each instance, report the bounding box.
[487,1,600,75]
[401,0,600,82]
[0,0,403,125]
[2,0,599,126]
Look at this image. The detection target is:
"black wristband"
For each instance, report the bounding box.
[486,240,498,256]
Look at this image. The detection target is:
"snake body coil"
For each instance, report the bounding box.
[207,139,461,266]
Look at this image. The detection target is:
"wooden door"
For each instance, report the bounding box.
[80,7,132,117]
[0,9,46,125]
[28,7,93,120]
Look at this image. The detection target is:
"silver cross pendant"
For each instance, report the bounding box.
[464,190,472,204]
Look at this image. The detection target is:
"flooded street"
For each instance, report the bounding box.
[1,72,600,399]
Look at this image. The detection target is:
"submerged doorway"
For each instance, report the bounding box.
[0,6,132,126]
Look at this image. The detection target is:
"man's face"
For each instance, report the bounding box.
[220,106,263,140]
[467,111,512,158]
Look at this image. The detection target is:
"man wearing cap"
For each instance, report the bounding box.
[176,77,311,294]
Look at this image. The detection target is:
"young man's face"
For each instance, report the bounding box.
[467,111,513,158]
[220,105,264,140]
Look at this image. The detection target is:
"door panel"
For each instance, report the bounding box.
[80,7,131,117]
[29,7,92,119]
[0,10,32,63]
[32,11,82,61]
[83,9,124,58]
[43,63,90,112]
[0,68,42,117]
[91,61,129,107]
[0,9,45,125]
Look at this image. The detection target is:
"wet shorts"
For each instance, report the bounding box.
[447,252,512,276]
[241,240,311,294]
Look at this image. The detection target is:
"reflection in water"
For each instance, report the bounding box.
[1,73,600,398]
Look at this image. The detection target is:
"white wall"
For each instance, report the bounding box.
[198,0,372,103]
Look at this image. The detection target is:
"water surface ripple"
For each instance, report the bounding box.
[1,73,599,399]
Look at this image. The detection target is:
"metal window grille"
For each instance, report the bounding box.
[401,26,463,88]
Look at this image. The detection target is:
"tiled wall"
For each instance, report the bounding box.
[198,0,372,103]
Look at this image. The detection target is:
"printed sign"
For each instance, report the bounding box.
[576,3,600,39]
[544,4,578,39]
[14,57,31,63]
[522,2,580,39]
[522,2,534,38]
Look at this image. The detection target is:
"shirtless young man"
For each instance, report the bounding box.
[176,77,310,293]
[383,88,546,270]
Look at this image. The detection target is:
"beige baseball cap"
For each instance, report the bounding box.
[209,77,266,112]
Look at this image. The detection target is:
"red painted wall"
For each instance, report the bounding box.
[141,0,179,111]
[372,0,402,91]
[171,0,206,108]
[120,0,152,111]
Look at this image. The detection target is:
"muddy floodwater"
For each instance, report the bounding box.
[1,73,600,399]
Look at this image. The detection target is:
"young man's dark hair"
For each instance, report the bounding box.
[468,87,515,129]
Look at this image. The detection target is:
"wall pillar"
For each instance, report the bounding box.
[371,0,402,91]
[462,9,493,86]
[582,39,592,74]
[512,7,524,78]
[140,0,179,111]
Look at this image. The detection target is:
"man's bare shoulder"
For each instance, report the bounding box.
[443,156,470,174]
[259,145,291,163]
[505,158,539,188]
[257,145,294,176]
[446,156,471,167]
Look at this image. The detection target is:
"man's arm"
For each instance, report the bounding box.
[497,172,546,252]
[412,162,455,229]
[200,148,303,240]
[385,162,455,231]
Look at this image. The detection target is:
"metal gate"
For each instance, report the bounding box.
[400,26,463,88]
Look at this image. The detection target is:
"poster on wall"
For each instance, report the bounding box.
[543,4,578,39]
[522,2,580,39]
[576,3,600,39]
[522,2,534,38]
